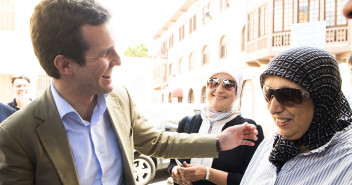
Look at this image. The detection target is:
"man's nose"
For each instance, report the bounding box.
[109,47,121,67]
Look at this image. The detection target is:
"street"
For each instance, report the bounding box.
[149,169,171,185]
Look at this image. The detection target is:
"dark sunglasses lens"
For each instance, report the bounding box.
[207,78,220,89]
[263,88,271,103]
[275,88,303,107]
[222,80,236,91]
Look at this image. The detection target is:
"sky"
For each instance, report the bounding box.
[99,0,185,52]
[0,0,185,74]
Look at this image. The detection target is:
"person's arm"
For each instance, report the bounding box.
[119,87,258,158]
[217,122,258,151]
[0,127,34,184]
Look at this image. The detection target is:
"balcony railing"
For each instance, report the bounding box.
[272,32,290,47]
[245,26,349,53]
[326,27,348,43]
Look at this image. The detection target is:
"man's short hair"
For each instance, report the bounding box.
[30,0,111,79]
[11,75,30,85]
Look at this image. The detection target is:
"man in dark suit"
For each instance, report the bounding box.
[0,1,258,185]
[0,102,15,123]
[8,75,32,111]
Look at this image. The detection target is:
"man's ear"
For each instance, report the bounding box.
[54,55,72,75]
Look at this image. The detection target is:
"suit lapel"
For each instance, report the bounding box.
[106,93,135,185]
[35,88,80,185]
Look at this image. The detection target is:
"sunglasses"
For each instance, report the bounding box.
[207,78,237,91]
[262,85,309,107]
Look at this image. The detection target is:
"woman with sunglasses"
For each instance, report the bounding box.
[241,47,352,184]
[168,64,264,185]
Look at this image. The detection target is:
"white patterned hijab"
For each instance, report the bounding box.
[202,63,243,121]
[260,47,352,172]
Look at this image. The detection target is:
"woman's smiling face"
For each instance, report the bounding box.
[207,73,237,111]
[263,76,314,140]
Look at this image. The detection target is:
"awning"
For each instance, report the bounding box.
[171,88,183,97]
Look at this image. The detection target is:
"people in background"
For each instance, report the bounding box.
[241,47,352,184]
[8,75,32,111]
[0,102,15,123]
[168,65,264,185]
[0,0,259,184]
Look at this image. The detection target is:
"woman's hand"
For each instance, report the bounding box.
[171,166,191,185]
[178,162,207,182]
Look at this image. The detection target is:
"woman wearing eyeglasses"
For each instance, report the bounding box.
[241,47,352,184]
[168,64,264,185]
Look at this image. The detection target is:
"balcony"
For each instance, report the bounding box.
[244,25,351,66]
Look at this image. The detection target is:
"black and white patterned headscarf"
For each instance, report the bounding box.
[260,47,352,172]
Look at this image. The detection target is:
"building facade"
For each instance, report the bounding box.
[0,0,51,103]
[151,0,352,134]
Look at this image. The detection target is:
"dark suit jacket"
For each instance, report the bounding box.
[0,86,219,185]
[8,98,20,111]
[0,102,15,123]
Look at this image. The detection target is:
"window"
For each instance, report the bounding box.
[178,58,182,74]
[177,97,183,103]
[220,0,229,11]
[161,40,168,58]
[179,25,185,41]
[189,53,196,70]
[202,3,211,24]
[274,0,293,32]
[202,45,210,65]
[325,0,347,26]
[169,34,174,48]
[188,89,194,103]
[298,0,319,23]
[36,75,51,98]
[241,26,245,51]
[248,11,257,41]
[168,64,172,76]
[0,74,13,103]
[189,18,193,34]
[193,15,197,32]
[201,86,206,103]
[168,93,172,103]
[219,36,227,58]
[0,0,15,31]
[259,4,268,37]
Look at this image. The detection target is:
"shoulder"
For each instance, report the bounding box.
[230,116,264,134]
[108,86,129,99]
[232,115,257,125]
[0,99,42,142]
[330,126,352,152]
[0,103,14,113]
[107,86,133,107]
[178,114,201,131]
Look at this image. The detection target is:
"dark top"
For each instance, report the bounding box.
[168,114,264,185]
[0,103,15,123]
[8,99,20,111]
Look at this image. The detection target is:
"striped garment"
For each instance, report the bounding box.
[240,125,352,185]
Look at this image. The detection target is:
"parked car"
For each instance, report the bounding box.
[133,103,201,185]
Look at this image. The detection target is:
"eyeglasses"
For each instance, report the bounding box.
[262,85,309,107]
[207,78,237,91]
